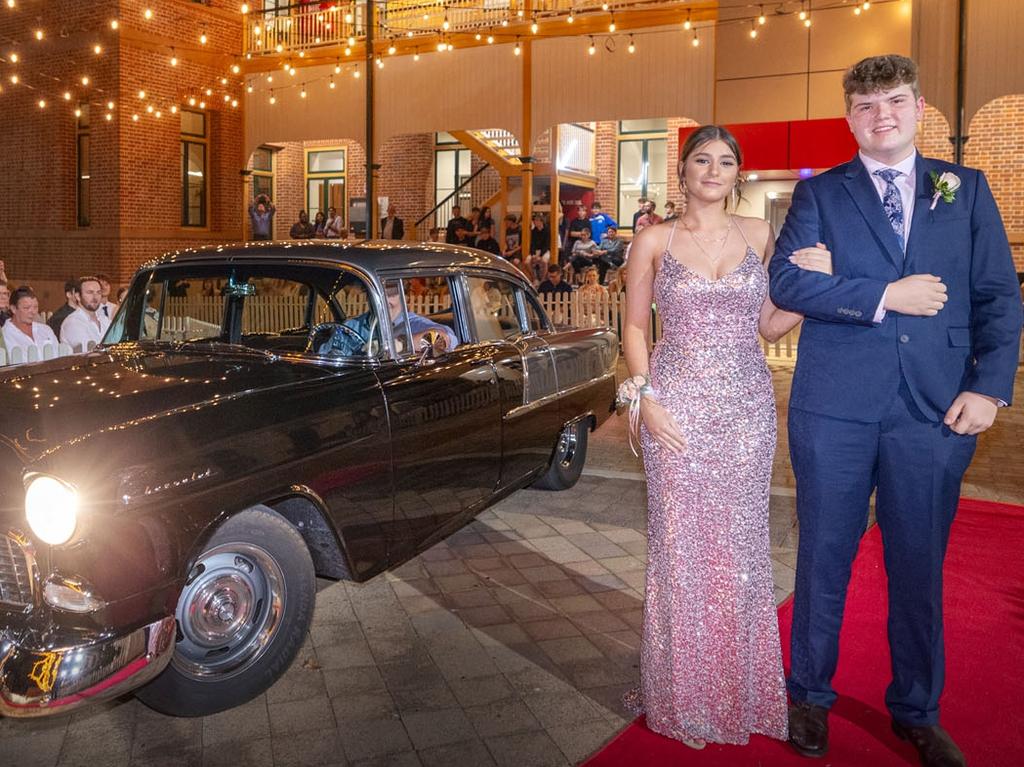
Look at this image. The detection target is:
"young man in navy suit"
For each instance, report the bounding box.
[770,55,1022,767]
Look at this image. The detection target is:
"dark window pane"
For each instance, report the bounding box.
[181,110,205,137]
[182,141,206,227]
[308,149,344,173]
[253,175,272,200]
[252,147,273,171]
[77,134,90,227]
[77,104,90,129]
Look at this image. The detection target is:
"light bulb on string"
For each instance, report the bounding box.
[63,91,71,100]
[199,31,208,45]
[107,101,114,110]
[517,8,524,17]
[376,56,383,68]
[276,43,283,53]
[138,89,146,99]
[74,107,82,118]
[627,36,635,54]
[388,42,396,55]
[514,38,521,56]
[9,74,18,84]
[691,30,700,47]
[247,83,253,93]
[442,14,450,31]
[531,18,538,34]
[205,87,213,96]
[146,104,154,113]
[588,37,596,56]
[199,100,205,109]
[353,68,360,79]
[269,92,276,105]
[188,96,196,106]
[81,75,90,86]
[300,84,306,98]
[266,73,273,83]
[344,46,351,56]
[406,30,413,38]
[750,22,758,39]
[93,44,103,55]
[413,50,420,61]
[170,49,178,66]
[602,2,609,10]
[143,8,153,21]
[854,5,862,14]
[863,1,871,9]
[329,76,336,88]
[758,5,767,25]
[132,113,139,121]
[170,105,177,114]
[437,40,446,52]
[475,33,481,41]
[348,36,355,47]
[232,64,240,74]
[335,60,342,73]
[684,12,692,31]
[231,99,238,107]
[223,93,230,102]
[487,34,494,44]
[105,112,112,121]
[241,3,249,13]
[110,19,119,30]
[345,12,353,23]
[567,11,574,24]
[9,53,18,63]
[34,29,43,41]
[609,14,616,33]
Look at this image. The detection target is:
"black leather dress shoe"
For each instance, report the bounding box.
[788,701,829,758]
[892,721,967,767]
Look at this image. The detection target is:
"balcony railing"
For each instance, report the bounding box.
[243,0,683,57]
[556,122,595,175]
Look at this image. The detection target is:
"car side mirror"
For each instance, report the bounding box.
[417,330,447,365]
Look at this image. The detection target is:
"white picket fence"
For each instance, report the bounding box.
[0,341,95,367]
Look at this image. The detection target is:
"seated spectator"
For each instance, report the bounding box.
[290,210,315,239]
[2,286,59,354]
[569,227,599,281]
[47,278,79,337]
[577,267,608,302]
[664,201,678,221]
[588,202,617,244]
[595,225,626,284]
[0,280,11,327]
[502,215,522,263]
[537,264,573,295]
[446,206,472,246]
[60,276,110,352]
[474,225,502,256]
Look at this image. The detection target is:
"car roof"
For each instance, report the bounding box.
[145,240,527,281]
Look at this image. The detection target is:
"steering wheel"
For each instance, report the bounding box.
[307,322,367,356]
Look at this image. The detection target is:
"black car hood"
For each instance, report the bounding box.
[0,344,338,470]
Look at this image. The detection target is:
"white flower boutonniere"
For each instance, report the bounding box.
[929,171,961,210]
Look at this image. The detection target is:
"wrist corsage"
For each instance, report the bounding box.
[616,374,658,456]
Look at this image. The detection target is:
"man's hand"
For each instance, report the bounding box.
[884,274,949,316]
[789,242,833,275]
[944,391,1000,435]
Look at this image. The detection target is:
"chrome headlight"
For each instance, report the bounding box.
[25,475,79,545]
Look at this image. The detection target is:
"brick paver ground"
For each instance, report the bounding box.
[2,364,1020,766]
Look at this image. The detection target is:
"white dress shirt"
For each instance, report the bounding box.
[60,307,110,352]
[859,150,918,323]
[3,321,59,354]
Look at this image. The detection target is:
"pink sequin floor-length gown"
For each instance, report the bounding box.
[629,220,788,745]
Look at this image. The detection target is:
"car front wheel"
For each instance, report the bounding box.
[136,505,315,717]
[532,419,589,491]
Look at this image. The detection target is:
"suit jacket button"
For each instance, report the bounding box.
[899,334,910,343]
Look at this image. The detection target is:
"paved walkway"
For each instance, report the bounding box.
[3,365,1021,766]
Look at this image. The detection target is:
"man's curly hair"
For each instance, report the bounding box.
[842,54,920,111]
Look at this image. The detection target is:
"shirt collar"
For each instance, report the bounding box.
[859,149,917,182]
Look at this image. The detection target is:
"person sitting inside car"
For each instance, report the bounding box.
[320,283,458,357]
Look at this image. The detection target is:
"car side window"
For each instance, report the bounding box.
[383,277,460,357]
[520,292,551,335]
[465,276,520,342]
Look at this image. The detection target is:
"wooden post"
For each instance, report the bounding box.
[519,4,533,261]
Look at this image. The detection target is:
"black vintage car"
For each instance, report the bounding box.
[0,242,617,718]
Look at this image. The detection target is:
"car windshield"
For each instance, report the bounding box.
[105,263,375,357]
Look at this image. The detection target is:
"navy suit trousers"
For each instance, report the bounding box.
[786,379,977,726]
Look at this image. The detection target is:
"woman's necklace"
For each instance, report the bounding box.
[682,215,733,264]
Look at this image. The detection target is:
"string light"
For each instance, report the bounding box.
[74,108,82,118]
[107,101,114,109]
[437,40,446,52]
[353,68,360,79]
[199,31,208,45]
[854,5,861,14]
[220,77,228,85]
[750,21,758,39]
[170,105,177,114]
[376,55,383,68]
[81,75,89,86]
[487,34,494,44]
[5,0,14,8]
[531,17,538,34]
[684,12,692,31]
[241,3,249,13]
[199,100,205,109]
[110,19,119,30]
[691,30,700,47]
[170,49,178,66]
[105,113,112,121]
[447,42,453,51]
[567,8,575,24]
[344,46,351,56]
[863,1,872,8]
[266,74,273,83]
[9,74,18,84]
[335,60,342,74]
[407,30,414,38]
[388,41,397,55]
[34,29,43,41]
[475,33,481,41]
[348,36,355,47]
[442,13,450,31]
[413,50,420,61]
[143,8,153,21]
[759,5,767,25]
[247,84,253,93]
[205,87,213,96]
[799,2,808,21]
[345,12,353,23]
[146,104,154,113]
[601,2,609,10]
[231,99,238,108]
[513,38,521,56]
[188,96,196,106]
[63,91,71,100]
[269,91,276,105]
[9,53,18,64]
[138,89,146,99]
[627,36,635,54]
[223,93,230,102]
[300,84,306,98]
[132,113,139,121]
[155,109,162,118]
[588,37,595,56]
[609,14,616,33]
[93,44,103,55]
[329,75,336,88]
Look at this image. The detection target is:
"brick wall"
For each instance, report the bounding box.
[964,95,1024,269]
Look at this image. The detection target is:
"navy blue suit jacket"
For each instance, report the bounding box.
[770,153,1022,423]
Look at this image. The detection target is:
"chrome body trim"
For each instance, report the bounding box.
[503,371,615,420]
[0,615,176,717]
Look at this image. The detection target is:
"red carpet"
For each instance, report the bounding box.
[583,498,1024,767]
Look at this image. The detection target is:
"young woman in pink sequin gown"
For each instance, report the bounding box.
[621,126,832,748]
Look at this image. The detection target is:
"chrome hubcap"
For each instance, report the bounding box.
[556,425,579,469]
[172,543,285,679]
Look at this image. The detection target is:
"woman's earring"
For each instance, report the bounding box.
[731,183,738,211]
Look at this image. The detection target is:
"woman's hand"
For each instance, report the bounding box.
[640,398,686,454]
[789,242,832,275]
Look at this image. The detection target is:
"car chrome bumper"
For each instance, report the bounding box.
[0,615,176,717]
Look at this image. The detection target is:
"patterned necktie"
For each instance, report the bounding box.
[873,168,905,252]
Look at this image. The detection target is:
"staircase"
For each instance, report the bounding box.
[449,130,522,174]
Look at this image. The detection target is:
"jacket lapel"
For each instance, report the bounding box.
[842,155,904,270]
[904,156,936,272]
